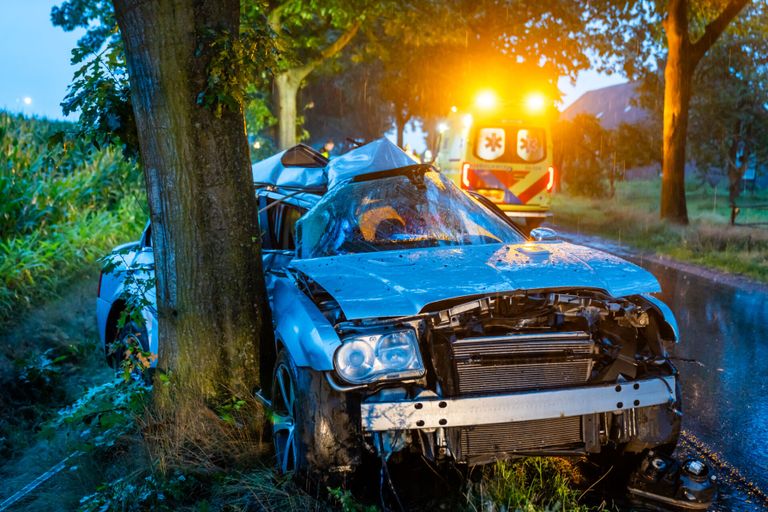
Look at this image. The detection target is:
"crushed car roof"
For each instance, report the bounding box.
[251,138,417,193]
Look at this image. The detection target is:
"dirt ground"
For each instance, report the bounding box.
[0,270,115,510]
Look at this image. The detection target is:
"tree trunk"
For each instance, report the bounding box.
[114,0,266,401]
[394,109,409,149]
[275,69,307,149]
[660,0,693,224]
[660,0,749,224]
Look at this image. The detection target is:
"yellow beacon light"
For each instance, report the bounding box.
[475,90,498,110]
[525,92,547,113]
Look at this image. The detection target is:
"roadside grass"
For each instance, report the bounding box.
[468,458,597,512]
[552,179,768,282]
[0,111,146,326]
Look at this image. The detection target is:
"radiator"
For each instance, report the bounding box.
[459,416,583,457]
[450,331,595,394]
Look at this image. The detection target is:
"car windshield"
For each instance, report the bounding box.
[295,169,525,258]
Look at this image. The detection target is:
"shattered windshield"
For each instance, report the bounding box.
[296,169,525,258]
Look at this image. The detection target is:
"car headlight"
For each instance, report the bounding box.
[334,329,424,384]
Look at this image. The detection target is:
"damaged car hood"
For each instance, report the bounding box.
[290,242,660,320]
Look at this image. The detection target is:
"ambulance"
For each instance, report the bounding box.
[435,91,555,229]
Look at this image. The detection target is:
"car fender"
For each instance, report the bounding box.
[641,293,679,343]
[270,274,341,371]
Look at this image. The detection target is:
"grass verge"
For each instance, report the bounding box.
[551,179,768,282]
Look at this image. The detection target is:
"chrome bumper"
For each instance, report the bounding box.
[361,376,676,432]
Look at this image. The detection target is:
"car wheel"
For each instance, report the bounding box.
[108,321,148,370]
[270,349,360,482]
[271,352,302,474]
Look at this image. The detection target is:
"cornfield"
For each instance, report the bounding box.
[0,111,146,324]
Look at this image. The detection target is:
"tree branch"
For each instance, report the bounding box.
[318,20,362,64]
[288,19,362,81]
[690,0,749,65]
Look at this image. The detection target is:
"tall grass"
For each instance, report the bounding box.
[552,179,768,282]
[0,111,146,324]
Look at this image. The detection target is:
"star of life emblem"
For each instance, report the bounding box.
[476,128,505,161]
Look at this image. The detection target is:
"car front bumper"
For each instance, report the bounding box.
[361,376,676,432]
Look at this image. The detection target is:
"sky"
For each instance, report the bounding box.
[0,1,626,122]
[0,1,84,120]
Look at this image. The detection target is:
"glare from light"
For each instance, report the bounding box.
[450,105,458,113]
[475,90,498,110]
[22,96,32,105]
[525,92,547,113]
[437,122,449,134]
[462,113,473,128]
[253,141,261,149]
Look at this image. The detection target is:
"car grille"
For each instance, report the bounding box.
[450,331,595,394]
[459,416,583,457]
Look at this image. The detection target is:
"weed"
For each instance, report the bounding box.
[467,458,595,512]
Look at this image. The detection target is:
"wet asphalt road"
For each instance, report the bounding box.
[564,233,768,510]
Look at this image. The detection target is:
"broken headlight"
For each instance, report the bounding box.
[334,329,424,384]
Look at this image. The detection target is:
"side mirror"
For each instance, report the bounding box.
[530,227,558,242]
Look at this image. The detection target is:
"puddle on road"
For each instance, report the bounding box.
[642,259,768,511]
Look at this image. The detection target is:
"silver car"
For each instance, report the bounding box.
[97,138,682,478]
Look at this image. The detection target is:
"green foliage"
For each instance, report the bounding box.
[197,14,277,118]
[552,179,768,282]
[328,487,378,512]
[557,114,611,198]
[46,377,150,451]
[468,458,594,512]
[52,0,137,152]
[0,112,145,324]
[79,471,198,512]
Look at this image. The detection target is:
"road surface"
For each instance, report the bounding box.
[564,232,768,510]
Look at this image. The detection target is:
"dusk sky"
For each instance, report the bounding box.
[0,1,625,121]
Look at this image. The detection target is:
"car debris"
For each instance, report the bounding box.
[628,451,717,510]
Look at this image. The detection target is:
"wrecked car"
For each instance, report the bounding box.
[96,138,682,478]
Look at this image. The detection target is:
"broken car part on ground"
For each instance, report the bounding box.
[96,139,705,504]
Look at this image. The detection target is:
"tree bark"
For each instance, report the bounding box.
[660,0,749,224]
[394,108,409,149]
[114,0,266,401]
[660,0,693,224]
[275,68,310,149]
[270,19,361,150]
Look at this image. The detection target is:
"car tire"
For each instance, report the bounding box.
[107,320,149,370]
[270,348,360,484]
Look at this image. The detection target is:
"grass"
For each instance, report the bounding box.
[468,458,597,512]
[0,111,146,325]
[551,179,768,282]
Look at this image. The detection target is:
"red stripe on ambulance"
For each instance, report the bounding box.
[517,173,550,204]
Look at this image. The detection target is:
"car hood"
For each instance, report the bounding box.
[290,242,660,320]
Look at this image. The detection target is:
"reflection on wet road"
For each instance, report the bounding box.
[562,232,768,509]
[642,257,768,510]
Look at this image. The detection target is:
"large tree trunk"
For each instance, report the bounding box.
[660,0,749,224]
[275,68,310,149]
[660,0,693,224]
[114,0,266,401]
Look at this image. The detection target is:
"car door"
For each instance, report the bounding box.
[259,196,306,274]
